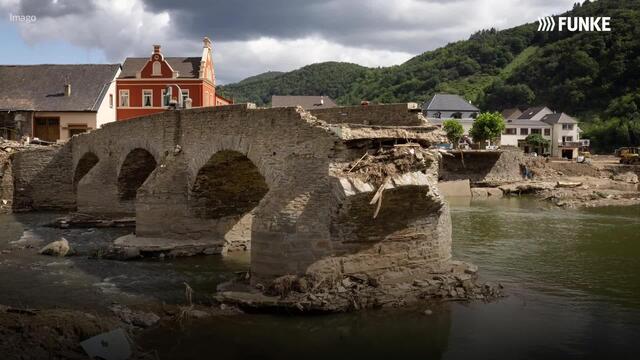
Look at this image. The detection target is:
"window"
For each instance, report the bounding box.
[152,61,162,76]
[470,112,478,119]
[68,124,88,137]
[162,89,171,107]
[143,89,153,107]
[181,89,189,105]
[520,128,529,135]
[433,111,441,119]
[451,112,462,119]
[504,128,517,135]
[562,123,574,130]
[563,136,573,142]
[109,94,113,108]
[544,128,551,136]
[119,90,129,107]
[531,128,541,135]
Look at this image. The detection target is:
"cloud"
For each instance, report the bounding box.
[1,0,579,82]
[214,36,413,84]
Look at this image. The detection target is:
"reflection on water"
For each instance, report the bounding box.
[1,199,640,359]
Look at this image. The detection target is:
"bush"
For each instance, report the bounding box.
[443,119,464,148]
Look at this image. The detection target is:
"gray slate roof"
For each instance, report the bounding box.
[119,57,201,79]
[0,64,120,112]
[502,108,523,119]
[517,106,550,119]
[541,113,578,125]
[271,95,337,109]
[424,94,479,111]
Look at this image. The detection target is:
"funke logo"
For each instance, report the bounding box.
[537,16,611,32]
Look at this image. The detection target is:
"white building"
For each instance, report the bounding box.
[423,93,479,135]
[0,64,121,142]
[500,106,582,158]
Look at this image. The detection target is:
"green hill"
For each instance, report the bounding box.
[219,0,640,151]
[218,62,369,106]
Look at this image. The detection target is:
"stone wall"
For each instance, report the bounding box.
[309,103,427,126]
[11,145,75,211]
[0,149,13,212]
[440,149,526,185]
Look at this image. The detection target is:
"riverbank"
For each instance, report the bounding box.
[441,150,640,208]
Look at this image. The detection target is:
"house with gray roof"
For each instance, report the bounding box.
[0,64,121,142]
[500,106,583,158]
[423,93,480,136]
[271,95,337,110]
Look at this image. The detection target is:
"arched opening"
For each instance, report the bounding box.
[73,152,99,193]
[152,61,161,76]
[190,150,269,252]
[118,148,157,201]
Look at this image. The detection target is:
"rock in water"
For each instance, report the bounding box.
[38,238,71,257]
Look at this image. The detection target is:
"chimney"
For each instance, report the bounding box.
[64,83,71,97]
[153,44,161,54]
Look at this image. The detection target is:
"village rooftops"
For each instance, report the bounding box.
[517,106,552,120]
[119,57,202,79]
[0,64,121,112]
[424,94,479,112]
[502,108,523,119]
[271,95,337,109]
[541,112,578,125]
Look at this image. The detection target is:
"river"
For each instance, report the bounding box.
[1,198,639,359]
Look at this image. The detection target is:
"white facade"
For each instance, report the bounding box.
[501,120,552,147]
[96,67,121,129]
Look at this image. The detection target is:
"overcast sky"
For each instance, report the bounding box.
[0,0,577,84]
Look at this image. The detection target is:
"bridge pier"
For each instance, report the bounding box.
[76,158,126,216]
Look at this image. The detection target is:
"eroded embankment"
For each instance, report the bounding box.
[441,149,640,208]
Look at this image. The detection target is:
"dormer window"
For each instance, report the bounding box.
[152,61,162,76]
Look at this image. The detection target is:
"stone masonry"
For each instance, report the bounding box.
[10,103,455,283]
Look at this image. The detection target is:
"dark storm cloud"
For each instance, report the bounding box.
[19,0,95,17]
[141,0,457,53]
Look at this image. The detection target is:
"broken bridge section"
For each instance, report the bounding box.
[66,103,452,282]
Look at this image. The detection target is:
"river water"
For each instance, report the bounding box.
[1,198,639,359]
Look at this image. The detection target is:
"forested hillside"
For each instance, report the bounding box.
[218,0,640,151]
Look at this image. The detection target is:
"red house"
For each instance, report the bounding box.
[115,37,232,121]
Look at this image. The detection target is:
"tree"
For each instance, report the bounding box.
[470,112,506,147]
[524,133,550,153]
[442,119,464,148]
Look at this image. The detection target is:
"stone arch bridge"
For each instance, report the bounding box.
[14,103,452,282]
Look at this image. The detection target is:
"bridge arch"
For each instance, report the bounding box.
[117,148,157,201]
[189,150,269,219]
[73,152,99,193]
[188,149,270,252]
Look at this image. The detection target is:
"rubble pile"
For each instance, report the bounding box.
[346,144,437,187]
[216,261,503,313]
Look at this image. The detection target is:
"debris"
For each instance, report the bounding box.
[38,238,71,257]
[80,328,132,360]
[556,181,583,188]
[109,305,160,328]
[370,176,390,219]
